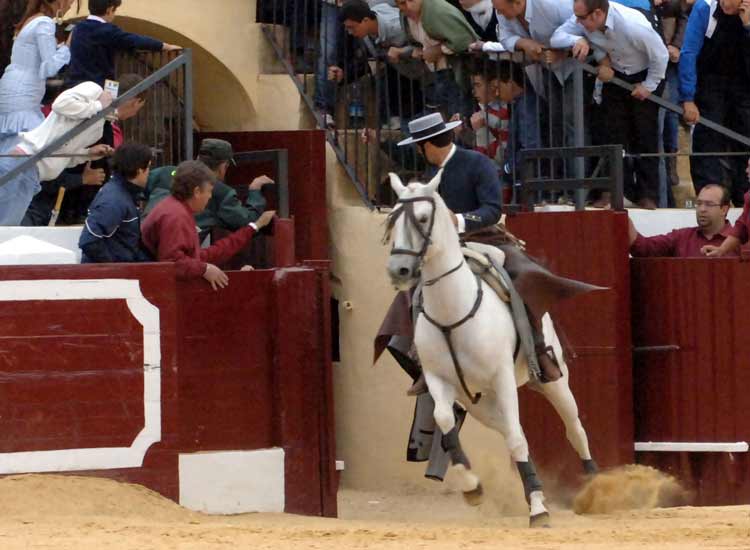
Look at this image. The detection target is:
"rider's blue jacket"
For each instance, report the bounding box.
[426,145,502,233]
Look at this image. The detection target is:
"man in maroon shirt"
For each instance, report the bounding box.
[629,184,738,257]
[141,160,275,289]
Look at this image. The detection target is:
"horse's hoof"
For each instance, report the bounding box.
[529,511,551,528]
[463,483,484,507]
[583,459,599,476]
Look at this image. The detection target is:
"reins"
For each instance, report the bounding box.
[388,194,484,404]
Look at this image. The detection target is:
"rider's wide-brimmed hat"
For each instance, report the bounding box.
[397,113,462,147]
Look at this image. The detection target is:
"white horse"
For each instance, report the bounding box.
[385,171,596,527]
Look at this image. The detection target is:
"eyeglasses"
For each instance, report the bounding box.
[694,200,723,208]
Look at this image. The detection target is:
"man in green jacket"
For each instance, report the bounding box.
[403,0,477,117]
[144,139,274,239]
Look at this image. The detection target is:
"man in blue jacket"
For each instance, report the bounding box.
[78,142,153,263]
[66,0,181,88]
[679,0,750,205]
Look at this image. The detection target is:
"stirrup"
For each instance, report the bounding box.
[536,345,562,384]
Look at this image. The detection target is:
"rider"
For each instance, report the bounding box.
[385,111,564,393]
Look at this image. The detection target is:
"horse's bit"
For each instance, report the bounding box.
[388,196,484,404]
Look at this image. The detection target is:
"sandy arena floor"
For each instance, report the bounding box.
[0,474,747,550]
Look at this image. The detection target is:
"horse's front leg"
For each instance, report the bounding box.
[492,362,550,528]
[424,372,483,506]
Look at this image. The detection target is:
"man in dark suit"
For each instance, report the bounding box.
[397,112,502,233]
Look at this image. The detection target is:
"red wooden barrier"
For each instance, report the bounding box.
[632,258,750,505]
[0,262,336,517]
[507,211,634,486]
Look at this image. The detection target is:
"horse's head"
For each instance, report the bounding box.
[384,170,455,288]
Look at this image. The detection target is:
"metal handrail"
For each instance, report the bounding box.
[578,61,750,148]
[259,24,375,210]
[0,49,193,188]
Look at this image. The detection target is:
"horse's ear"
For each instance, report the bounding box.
[389,172,406,196]
[424,168,443,193]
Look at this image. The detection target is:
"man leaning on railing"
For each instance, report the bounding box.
[678,0,750,207]
[551,0,669,209]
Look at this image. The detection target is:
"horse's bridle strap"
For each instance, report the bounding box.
[388,196,436,260]
[423,259,464,287]
[418,272,484,404]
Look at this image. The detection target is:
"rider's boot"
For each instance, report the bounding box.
[531,316,562,383]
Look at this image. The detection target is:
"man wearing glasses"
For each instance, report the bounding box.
[628,184,739,257]
[551,0,668,209]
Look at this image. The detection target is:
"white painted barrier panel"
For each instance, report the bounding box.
[179,448,285,514]
[635,442,749,453]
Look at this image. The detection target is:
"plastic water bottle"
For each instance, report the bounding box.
[348,83,365,128]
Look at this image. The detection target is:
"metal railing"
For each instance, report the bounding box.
[0,49,193,188]
[115,50,191,167]
[259,1,750,210]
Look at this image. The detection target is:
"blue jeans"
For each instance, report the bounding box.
[505,86,541,183]
[657,63,679,206]
[0,156,41,226]
[313,2,339,112]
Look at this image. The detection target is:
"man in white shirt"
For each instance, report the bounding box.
[0,74,146,225]
[551,0,668,209]
[492,0,580,167]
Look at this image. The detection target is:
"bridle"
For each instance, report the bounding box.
[388,195,463,285]
[388,196,436,264]
[387,193,484,404]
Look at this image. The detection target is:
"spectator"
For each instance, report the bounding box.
[704,159,750,257]
[141,160,276,289]
[457,0,498,41]
[21,162,106,225]
[0,0,78,149]
[465,61,509,169]
[314,0,342,128]
[489,0,578,170]
[679,0,750,207]
[332,0,421,128]
[144,138,274,240]
[16,72,146,225]
[629,184,738,257]
[65,0,180,88]
[402,0,478,117]
[551,0,669,209]
[655,0,691,194]
[0,75,146,225]
[78,142,153,263]
[495,61,540,182]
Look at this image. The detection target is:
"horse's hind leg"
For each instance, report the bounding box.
[537,376,598,475]
[425,373,483,505]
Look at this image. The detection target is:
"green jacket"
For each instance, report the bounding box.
[420,0,478,54]
[144,166,266,232]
